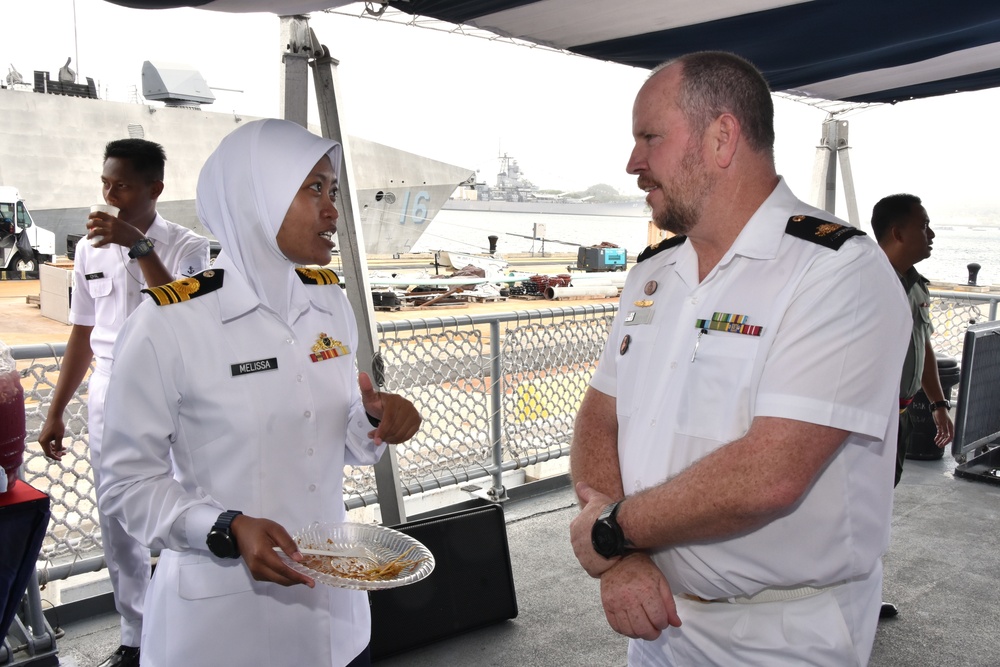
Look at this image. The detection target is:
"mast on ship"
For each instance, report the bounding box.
[491,153,536,202]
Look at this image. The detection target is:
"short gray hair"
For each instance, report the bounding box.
[654,51,775,158]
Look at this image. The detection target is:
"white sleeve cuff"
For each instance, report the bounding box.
[181,503,228,552]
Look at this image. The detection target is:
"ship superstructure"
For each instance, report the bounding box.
[0,63,474,256]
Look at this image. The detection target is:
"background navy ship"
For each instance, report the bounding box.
[0,60,474,258]
[444,153,649,218]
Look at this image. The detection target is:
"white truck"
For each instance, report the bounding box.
[0,186,55,275]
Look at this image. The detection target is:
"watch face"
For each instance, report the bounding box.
[207,529,238,559]
[592,521,623,559]
[129,238,155,259]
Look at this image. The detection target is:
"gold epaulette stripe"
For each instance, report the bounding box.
[142,269,225,306]
[295,267,341,285]
[147,283,184,305]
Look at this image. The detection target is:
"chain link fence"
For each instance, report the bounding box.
[500,316,612,464]
[12,304,618,583]
[10,291,998,588]
[346,305,617,505]
[928,290,998,358]
[15,344,103,580]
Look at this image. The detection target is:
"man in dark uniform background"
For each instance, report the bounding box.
[872,193,955,619]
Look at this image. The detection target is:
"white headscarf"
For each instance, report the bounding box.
[196,119,342,321]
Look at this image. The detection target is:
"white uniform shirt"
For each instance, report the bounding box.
[591,179,910,600]
[69,212,209,364]
[98,258,384,667]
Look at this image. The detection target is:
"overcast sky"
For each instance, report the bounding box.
[5,0,1000,223]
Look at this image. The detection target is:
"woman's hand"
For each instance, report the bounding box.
[358,372,421,444]
[230,514,315,587]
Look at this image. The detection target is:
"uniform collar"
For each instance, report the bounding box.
[647,178,814,284]
[725,177,800,262]
[668,177,800,286]
[142,212,169,245]
[214,253,334,324]
[651,177,802,270]
[898,266,927,290]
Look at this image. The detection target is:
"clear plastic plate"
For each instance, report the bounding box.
[279,522,435,591]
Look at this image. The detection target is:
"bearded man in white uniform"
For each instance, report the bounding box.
[97,119,420,667]
[39,138,209,667]
[569,52,910,666]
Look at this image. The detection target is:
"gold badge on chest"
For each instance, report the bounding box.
[310,332,351,362]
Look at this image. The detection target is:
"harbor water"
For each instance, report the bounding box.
[918,225,1000,285]
[415,209,1000,286]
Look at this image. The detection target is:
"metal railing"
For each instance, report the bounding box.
[926,289,999,359]
[7,289,996,599]
[11,304,617,588]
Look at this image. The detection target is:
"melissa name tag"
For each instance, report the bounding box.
[231,357,279,377]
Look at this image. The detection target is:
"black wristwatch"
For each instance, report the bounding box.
[128,237,155,259]
[207,510,243,559]
[929,399,952,411]
[591,501,632,559]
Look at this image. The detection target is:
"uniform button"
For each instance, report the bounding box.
[670,362,677,370]
[304,410,312,418]
[650,419,656,427]
[286,338,293,344]
[690,296,698,305]
[308,484,316,492]
[307,448,314,456]
[296,374,303,382]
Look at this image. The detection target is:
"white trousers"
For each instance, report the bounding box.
[89,367,150,648]
[628,563,882,667]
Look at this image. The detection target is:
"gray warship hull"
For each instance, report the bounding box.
[442,198,649,217]
[0,86,473,256]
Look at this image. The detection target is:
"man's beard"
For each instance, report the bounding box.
[650,146,715,236]
[652,197,699,236]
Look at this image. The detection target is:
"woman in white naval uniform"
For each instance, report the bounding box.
[97,119,421,667]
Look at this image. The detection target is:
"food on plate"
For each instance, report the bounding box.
[300,545,427,582]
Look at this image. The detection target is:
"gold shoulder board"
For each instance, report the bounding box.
[142,269,225,306]
[784,215,866,250]
[295,267,341,285]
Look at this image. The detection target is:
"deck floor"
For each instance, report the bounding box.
[45,445,1000,667]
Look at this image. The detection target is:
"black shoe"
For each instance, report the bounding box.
[879,602,899,619]
[96,645,140,667]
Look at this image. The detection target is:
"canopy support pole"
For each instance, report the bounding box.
[810,116,861,229]
[279,15,407,526]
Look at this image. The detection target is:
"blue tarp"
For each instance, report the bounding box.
[105,0,1000,104]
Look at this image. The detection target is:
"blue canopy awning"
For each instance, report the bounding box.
[106,0,1000,104]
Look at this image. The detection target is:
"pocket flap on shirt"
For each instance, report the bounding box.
[88,277,113,298]
[178,558,255,600]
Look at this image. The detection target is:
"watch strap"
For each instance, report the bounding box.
[593,500,633,558]
[208,510,243,558]
[929,400,951,411]
[608,502,635,550]
[599,500,621,523]
[213,509,243,531]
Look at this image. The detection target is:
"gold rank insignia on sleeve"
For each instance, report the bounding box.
[143,269,224,306]
[784,215,866,250]
[636,234,686,263]
[295,267,340,285]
